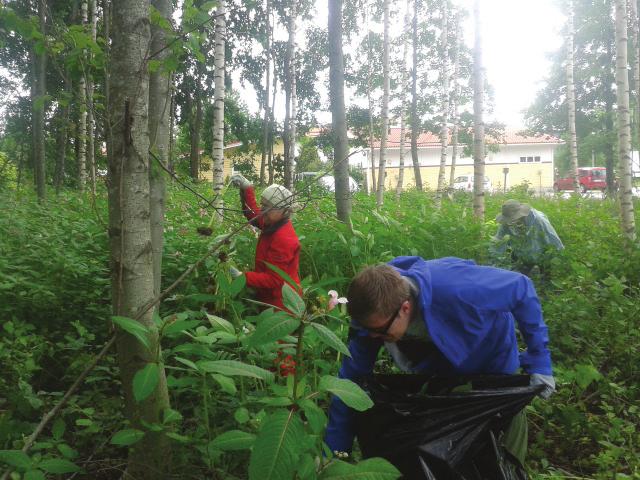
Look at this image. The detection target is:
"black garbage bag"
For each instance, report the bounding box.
[353,374,543,480]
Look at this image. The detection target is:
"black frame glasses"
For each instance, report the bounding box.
[359,300,407,336]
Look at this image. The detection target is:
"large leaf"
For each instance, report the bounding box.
[163,319,200,336]
[575,364,603,390]
[0,450,31,470]
[111,316,150,350]
[320,458,401,479]
[111,429,145,446]
[38,458,82,474]
[248,409,305,480]
[298,399,327,434]
[206,314,236,334]
[282,283,305,317]
[211,374,237,395]
[209,430,256,451]
[318,376,374,412]
[244,312,300,347]
[229,273,247,297]
[198,360,274,383]
[310,323,351,357]
[265,262,299,292]
[133,363,160,402]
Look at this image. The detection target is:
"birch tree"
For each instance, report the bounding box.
[366,5,377,193]
[285,0,297,190]
[108,0,171,475]
[435,0,450,208]
[472,0,485,220]
[410,0,423,191]
[328,0,351,221]
[448,11,461,188]
[396,0,411,199]
[259,0,272,185]
[376,0,390,207]
[566,0,580,194]
[212,0,226,220]
[32,0,47,201]
[631,0,640,157]
[614,0,636,240]
[77,0,88,192]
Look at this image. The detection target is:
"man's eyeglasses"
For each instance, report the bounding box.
[357,300,406,336]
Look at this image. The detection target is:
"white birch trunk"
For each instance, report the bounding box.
[631,0,640,164]
[566,0,580,194]
[88,0,97,195]
[287,0,297,190]
[366,3,376,194]
[449,12,460,188]
[472,0,485,220]
[108,0,171,475]
[410,0,423,191]
[396,0,411,199]
[78,0,88,192]
[259,0,271,185]
[376,0,390,207]
[435,0,450,208]
[212,0,226,221]
[615,0,636,240]
[33,0,47,201]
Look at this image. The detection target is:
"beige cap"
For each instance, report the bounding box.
[496,199,531,224]
[261,184,295,210]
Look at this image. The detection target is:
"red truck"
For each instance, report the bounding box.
[554,167,607,193]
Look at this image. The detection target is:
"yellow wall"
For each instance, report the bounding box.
[199,140,285,182]
[198,154,234,183]
[366,162,554,192]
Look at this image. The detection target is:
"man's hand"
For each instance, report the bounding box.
[229,266,242,278]
[530,373,555,399]
[229,173,251,189]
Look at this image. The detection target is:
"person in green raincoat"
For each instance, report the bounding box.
[491,199,564,275]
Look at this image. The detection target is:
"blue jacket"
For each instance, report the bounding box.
[324,256,552,453]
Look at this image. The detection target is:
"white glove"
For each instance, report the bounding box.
[229,173,251,189]
[229,266,242,278]
[530,373,555,399]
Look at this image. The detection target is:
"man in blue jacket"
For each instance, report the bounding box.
[325,256,555,464]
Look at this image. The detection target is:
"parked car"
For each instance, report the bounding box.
[318,175,359,193]
[452,174,492,193]
[554,167,607,193]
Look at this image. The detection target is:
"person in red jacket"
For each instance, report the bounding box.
[229,173,301,312]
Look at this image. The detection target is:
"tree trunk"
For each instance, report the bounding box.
[285,0,297,189]
[149,0,172,302]
[108,0,171,477]
[566,0,580,194]
[396,0,411,199]
[449,12,460,188]
[33,0,47,202]
[605,41,616,194]
[472,0,485,220]
[435,0,449,208]
[376,0,390,207]
[615,0,636,240]
[268,74,277,184]
[168,83,175,174]
[259,0,271,185]
[102,0,112,158]
[55,74,72,193]
[212,0,226,220]
[88,0,98,195]
[189,91,202,181]
[78,0,88,192]
[631,0,640,161]
[328,0,352,221]
[410,0,423,191]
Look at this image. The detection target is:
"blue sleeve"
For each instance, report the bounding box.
[324,332,382,453]
[536,212,564,251]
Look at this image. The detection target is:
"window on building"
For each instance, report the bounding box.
[534,156,541,162]
[527,156,534,162]
[519,157,526,163]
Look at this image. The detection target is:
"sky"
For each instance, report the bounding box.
[237,0,566,130]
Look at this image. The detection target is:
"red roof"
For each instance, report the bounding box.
[369,128,563,148]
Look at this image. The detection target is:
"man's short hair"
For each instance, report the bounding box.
[347,264,410,325]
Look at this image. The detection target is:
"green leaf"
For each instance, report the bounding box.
[319,458,401,479]
[318,376,374,412]
[163,408,183,424]
[298,399,327,434]
[56,443,78,460]
[133,363,160,402]
[234,407,250,424]
[265,262,298,291]
[24,470,46,480]
[166,432,191,443]
[211,374,237,394]
[111,315,150,350]
[575,364,603,390]
[111,429,145,446]
[209,430,256,451]
[248,409,305,480]
[298,453,317,480]
[229,273,246,297]
[282,283,305,317]
[310,323,351,357]
[163,319,200,336]
[198,360,274,383]
[52,418,65,441]
[38,458,81,474]
[206,313,236,334]
[174,356,199,372]
[244,312,300,347]
[0,450,31,470]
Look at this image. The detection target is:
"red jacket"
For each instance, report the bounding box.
[240,186,301,311]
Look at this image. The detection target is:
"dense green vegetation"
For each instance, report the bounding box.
[1,184,639,479]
